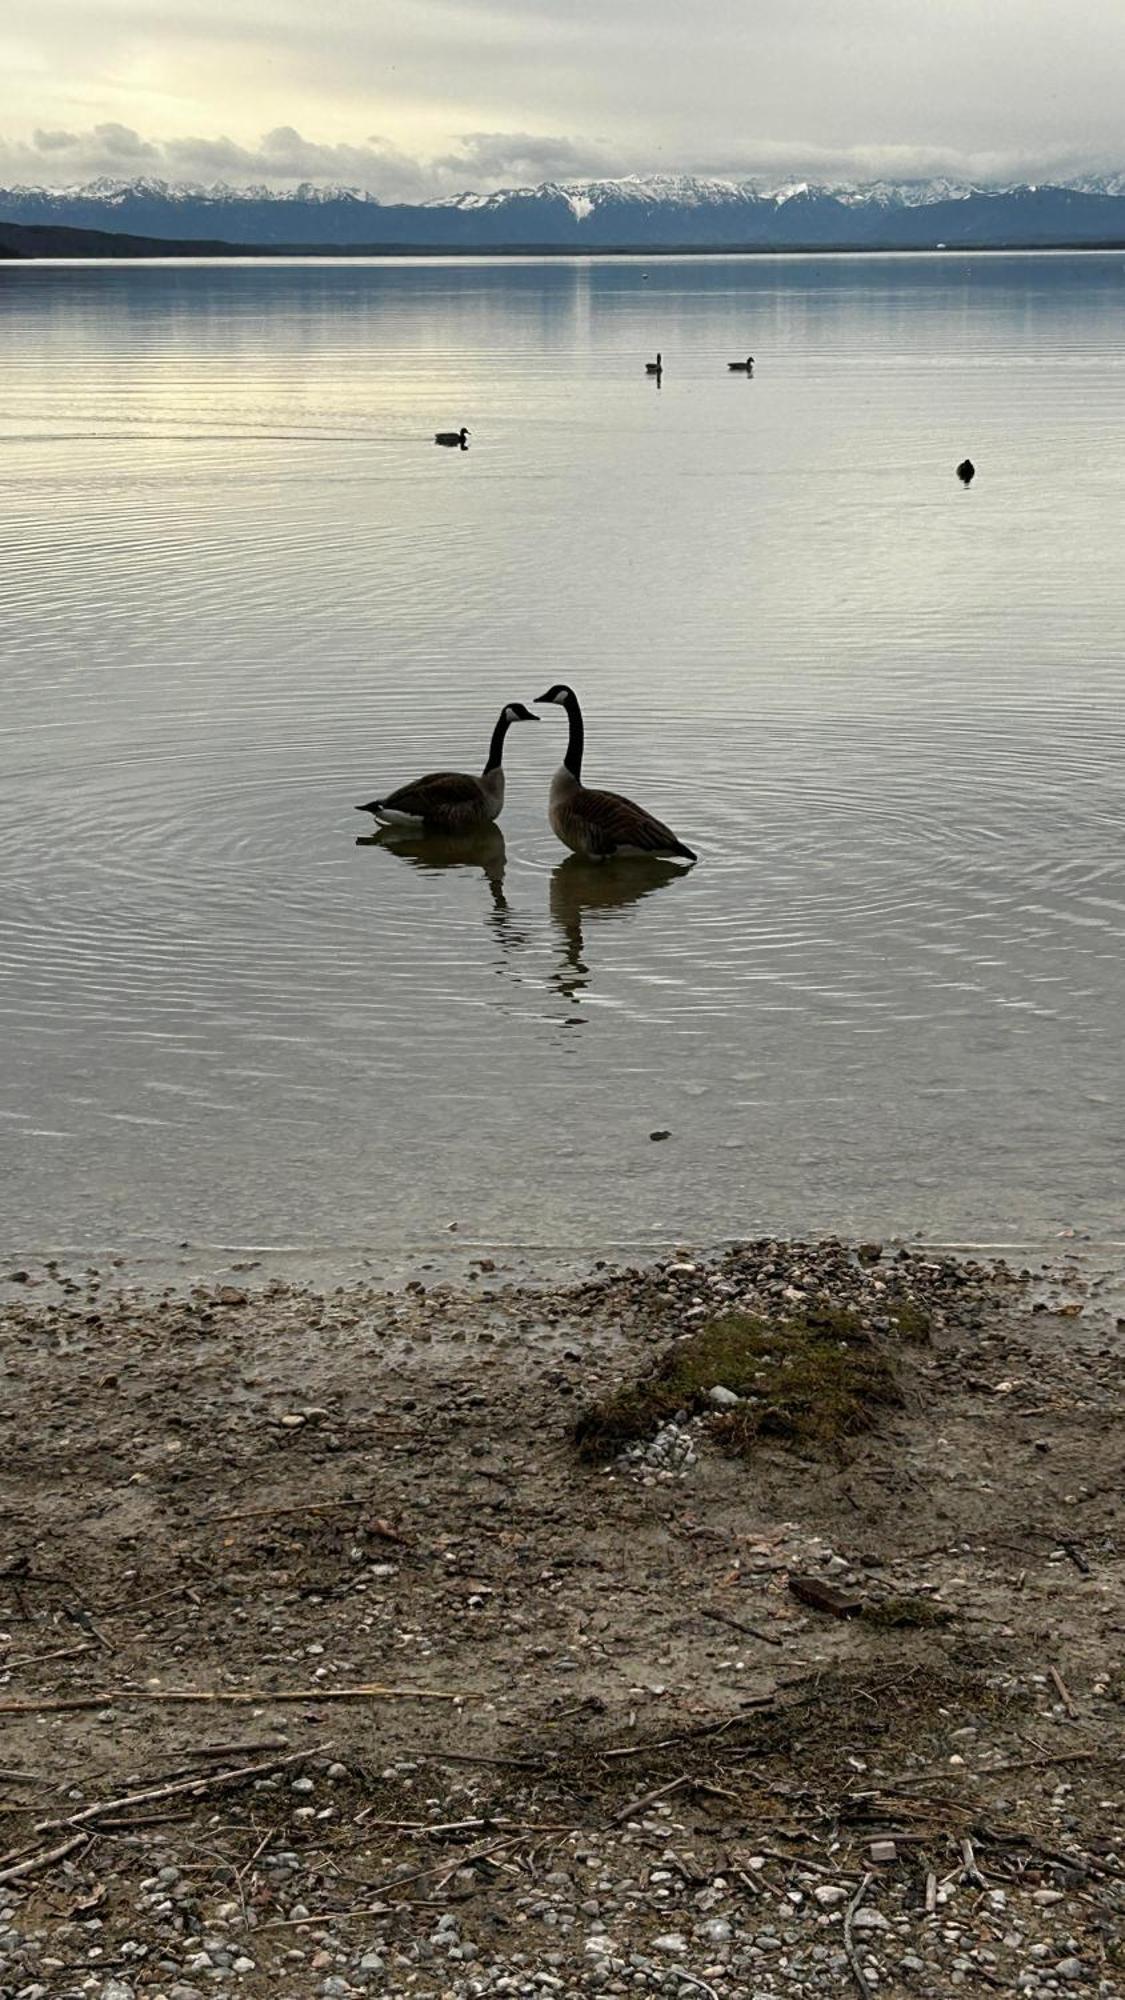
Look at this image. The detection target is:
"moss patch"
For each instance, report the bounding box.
[861,1594,953,1630]
[573,1303,901,1463]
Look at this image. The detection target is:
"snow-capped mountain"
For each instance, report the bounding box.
[4,173,1125,250]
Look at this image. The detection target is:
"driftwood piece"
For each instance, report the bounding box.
[788,1575,863,1618]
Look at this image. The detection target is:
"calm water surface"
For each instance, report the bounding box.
[1,254,1124,1254]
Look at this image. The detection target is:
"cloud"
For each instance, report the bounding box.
[0,120,619,198]
[435,130,623,186]
[2,120,1124,200]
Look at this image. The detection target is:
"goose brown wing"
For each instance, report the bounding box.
[382,770,485,815]
[578,786,695,859]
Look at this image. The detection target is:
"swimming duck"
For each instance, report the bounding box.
[356,704,537,832]
[534,686,696,862]
[727,356,755,372]
[645,353,663,376]
[956,458,975,485]
[435,428,470,448]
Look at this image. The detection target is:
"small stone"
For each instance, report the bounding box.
[852,1907,890,1931]
[814,1886,847,1907]
[1033,1889,1065,1906]
[707,1386,740,1408]
[870,1840,897,1863]
[1054,1961,1085,1981]
[652,1933,687,1953]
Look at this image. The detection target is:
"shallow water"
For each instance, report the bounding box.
[1,252,1124,1254]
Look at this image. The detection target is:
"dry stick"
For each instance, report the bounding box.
[260,1836,520,1928]
[211,1499,369,1525]
[974,1748,1103,1777]
[701,1606,783,1648]
[31,1744,328,1838]
[613,1774,690,1826]
[189,1739,291,1759]
[0,1683,471,1717]
[1048,1666,1078,1718]
[602,1694,777,1761]
[411,1749,551,1771]
[0,1832,89,1887]
[843,1871,875,2000]
[0,1769,40,1785]
[0,1642,95,1671]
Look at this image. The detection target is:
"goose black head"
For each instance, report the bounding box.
[503,702,539,724]
[535,684,575,707]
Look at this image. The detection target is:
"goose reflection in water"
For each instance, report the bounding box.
[357,822,523,947]
[549,854,686,1010]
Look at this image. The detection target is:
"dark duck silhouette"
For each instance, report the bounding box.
[435,427,470,448]
[957,458,976,485]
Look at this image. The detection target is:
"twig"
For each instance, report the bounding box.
[0,1832,89,1886]
[411,1749,550,1771]
[186,1739,290,1759]
[960,1835,983,1883]
[602,1695,777,1760]
[0,1642,95,1671]
[843,1871,875,2000]
[0,1769,40,1785]
[0,1683,471,1716]
[701,1606,783,1647]
[613,1774,690,1826]
[973,1748,1103,1777]
[211,1498,368,1524]
[32,1744,328,1837]
[1048,1666,1077,1718]
[259,1836,520,1926]
[925,1871,937,1914]
[671,1972,719,2000]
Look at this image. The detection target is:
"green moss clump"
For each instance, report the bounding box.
[861,1594,953,1630]
[573,1304,900,1463]
[886,1298,933,1343]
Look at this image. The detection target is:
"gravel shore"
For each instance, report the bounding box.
[1,1238,1122,1998]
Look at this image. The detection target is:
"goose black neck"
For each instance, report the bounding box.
[484,711,511,774]
[562,692,585,780]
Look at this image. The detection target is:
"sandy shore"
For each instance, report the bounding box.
[1,1238,1122,1999]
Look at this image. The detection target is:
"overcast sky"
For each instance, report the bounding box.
[3,0,1124,195]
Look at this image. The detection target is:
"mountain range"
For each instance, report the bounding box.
[5,174,1125,253]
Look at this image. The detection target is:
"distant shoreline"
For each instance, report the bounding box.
[6,220,1125,264]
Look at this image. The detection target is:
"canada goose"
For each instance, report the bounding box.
[645,353,663,376]
[956,457,975,485]
[356,704,537,833]
[534,686,697,863]
[727,356,754,372]
[435,427,470,448]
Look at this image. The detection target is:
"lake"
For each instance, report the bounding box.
[1,252,1123,1258]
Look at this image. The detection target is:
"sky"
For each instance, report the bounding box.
[2,0,1124,196]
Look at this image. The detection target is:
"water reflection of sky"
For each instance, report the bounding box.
[2,255,1124,1251]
